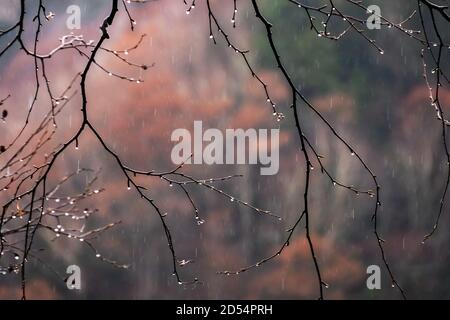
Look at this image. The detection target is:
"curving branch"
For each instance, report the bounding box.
[1,0,449,300]
[1,0,276,299]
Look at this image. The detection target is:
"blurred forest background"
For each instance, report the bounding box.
[1,0,450,299]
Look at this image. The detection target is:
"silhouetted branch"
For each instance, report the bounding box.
[2,0,449,300]
[203,0,415,299]
[1,0,276,299]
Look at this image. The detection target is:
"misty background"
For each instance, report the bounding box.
[1,0,450,299]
